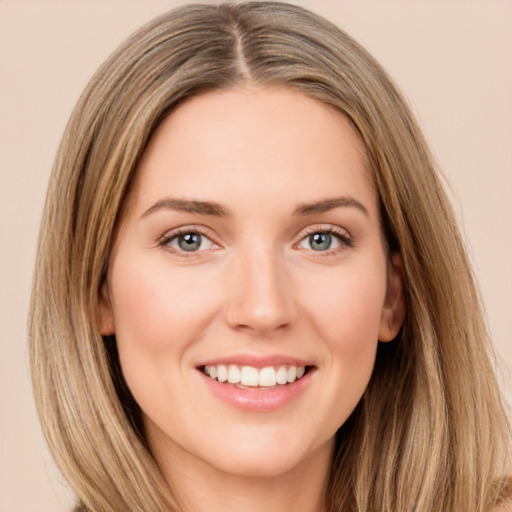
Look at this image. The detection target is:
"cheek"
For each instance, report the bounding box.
[109,257,220,352]
[299,265,386,418]
[302,265,386,348]
[108,255,223,416]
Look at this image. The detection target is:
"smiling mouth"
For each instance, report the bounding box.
[200,364,313,388]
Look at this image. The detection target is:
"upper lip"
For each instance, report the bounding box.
[196,353,315,369]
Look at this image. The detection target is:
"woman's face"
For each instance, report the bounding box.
[100,86,404,480]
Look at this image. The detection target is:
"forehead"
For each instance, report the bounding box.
[127,85,377,219]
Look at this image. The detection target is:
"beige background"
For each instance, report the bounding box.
[1,1,511,511]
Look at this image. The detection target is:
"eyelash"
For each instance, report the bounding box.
[296,226,353,255]
[158,226,215,257]
[158,225,353,257]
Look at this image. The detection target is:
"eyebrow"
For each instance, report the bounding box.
[141,195,369,219]
[141,198,229,218]
[294,196,369,217]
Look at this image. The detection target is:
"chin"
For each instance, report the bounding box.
[208,449,309,478]
[198,429,333,479]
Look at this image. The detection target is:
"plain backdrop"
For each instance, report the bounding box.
[1,1,511,511]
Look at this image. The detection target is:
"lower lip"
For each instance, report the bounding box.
[198,369,314,412]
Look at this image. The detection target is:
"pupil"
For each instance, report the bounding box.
[310,232,331,251]
[178,233,201,251]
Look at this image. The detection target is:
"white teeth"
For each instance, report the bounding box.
[227,365,241,384]
[259,367,277,387]
[240,366,259,386]
[276,365,288,385]
[203,364,308,387]
[287,365,297,383]
[217,364,228,383]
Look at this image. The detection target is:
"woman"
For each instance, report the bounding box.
[28,2,511,511]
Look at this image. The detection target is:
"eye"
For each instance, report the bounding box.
[297,228,351,252]
[162,230,215,253]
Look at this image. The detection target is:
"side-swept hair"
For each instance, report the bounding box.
[29,3,511,511]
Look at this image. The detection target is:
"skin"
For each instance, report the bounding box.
[100,86,405,512]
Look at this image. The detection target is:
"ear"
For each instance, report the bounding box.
[98,281,115,335]
[378,252,406,342]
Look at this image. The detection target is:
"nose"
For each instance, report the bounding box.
[224,247,296,335]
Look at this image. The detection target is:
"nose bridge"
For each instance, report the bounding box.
[225,241,295,334]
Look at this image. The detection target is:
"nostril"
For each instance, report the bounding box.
[223,272,296,333]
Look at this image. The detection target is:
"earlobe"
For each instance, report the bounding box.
[378,252,406,342]
[98,281,115,335]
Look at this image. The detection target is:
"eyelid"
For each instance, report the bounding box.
[295,224,353,252]
[157,223,352,256]
[158,225,220,254]
[299,224,351,238]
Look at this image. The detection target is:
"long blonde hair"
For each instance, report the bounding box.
[29,2,511,511]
